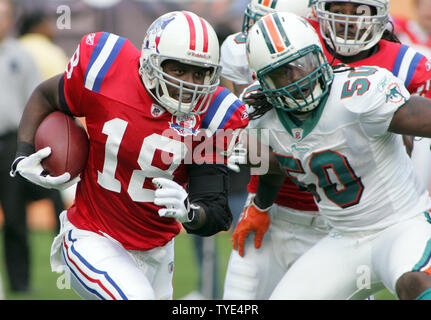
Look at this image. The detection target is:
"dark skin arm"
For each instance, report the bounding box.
[17,74,63,149]
[241,130,287,208]
[389,95,431,137]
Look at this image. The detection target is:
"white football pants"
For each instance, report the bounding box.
[269,212,431,299]
[51,211,174,300]
[223,194,330,300]
[411,137,431,193]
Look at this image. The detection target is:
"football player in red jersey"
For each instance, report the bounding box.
[10,11,249,300]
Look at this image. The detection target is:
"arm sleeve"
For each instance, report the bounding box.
[405,54,431,98]
[220,33,254,84]
[60,32,104,116]
[343,67,411,138]
[199,87,249,165]
[182,164,232,237]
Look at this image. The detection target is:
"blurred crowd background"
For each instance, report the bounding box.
[14,0,249,57]
[10,0,418,57]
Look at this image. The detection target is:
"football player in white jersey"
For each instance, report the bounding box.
[220,0,314,97]
[242,11,431,300]
[222,1,331,301]
[224,0,431,300]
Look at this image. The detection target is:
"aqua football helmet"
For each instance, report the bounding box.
[242,0,314,34]
[247,12,333,113]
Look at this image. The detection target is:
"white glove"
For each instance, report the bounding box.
[152,177,196,223]
[10,147,80,191]
[226,143,248,173]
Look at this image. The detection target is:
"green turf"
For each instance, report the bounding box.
[0,229,396,300]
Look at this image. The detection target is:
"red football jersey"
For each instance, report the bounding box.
[308,18,431,98]
[61,32,248,250]
[248,19,431,211]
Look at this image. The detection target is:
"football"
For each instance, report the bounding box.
[35,111,89,179]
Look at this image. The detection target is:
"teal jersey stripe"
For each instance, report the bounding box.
[413,237,431,272]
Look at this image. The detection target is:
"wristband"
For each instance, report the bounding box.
[16,141,35,158]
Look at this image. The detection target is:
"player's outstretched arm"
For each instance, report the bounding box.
[389,95,431,138]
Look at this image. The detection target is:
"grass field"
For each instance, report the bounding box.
[0,229,395,300]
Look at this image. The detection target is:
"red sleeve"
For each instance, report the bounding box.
[406,55,431,98]
[60,32,106,116]
[197,87,249,164]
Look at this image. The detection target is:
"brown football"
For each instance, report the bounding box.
[35,111,89,178]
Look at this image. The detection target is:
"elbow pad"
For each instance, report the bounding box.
[183,164,232,236]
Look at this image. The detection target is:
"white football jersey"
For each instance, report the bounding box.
[249,66,431,231]
[220,32,254,85]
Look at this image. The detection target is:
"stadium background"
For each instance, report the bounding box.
[0,0,417,300]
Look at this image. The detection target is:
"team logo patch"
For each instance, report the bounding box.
[86,33,96,45]
[144,13,176,53]
[170,114,200,136]
[241,110,249,120]
[151,104,165,117]
[168,261,174,274]
[292,128,303,140]
[385,83,405,104]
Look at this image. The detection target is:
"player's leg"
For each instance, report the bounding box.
[270,206,330,277]
[224,192,279,300]
[223,223,284,300]
[372,212,431,300]
[269,230,377,300]
[128,239,175,300]
[223,204,329,299]
[61,228,156,300]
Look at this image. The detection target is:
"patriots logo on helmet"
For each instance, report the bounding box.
[170,114,200,136]
[144,14,176,53]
